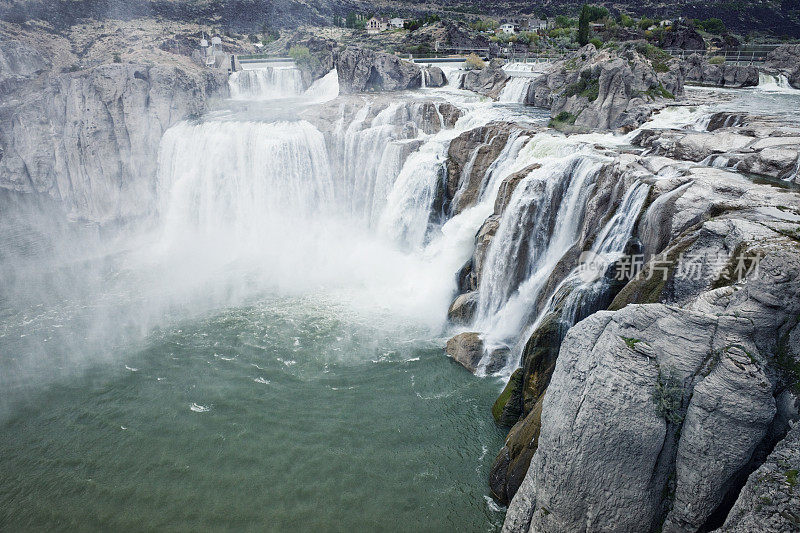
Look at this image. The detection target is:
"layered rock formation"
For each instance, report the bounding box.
[527,44,681,131]
[499,158,800,533]
[335,47,421,94]
[460,59,509,99]
[0,34,228,223]
[766,44,800,89]
[684,53,759,88]
[633,123,800,181]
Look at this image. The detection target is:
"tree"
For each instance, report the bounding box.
[345,12,357,28]
[578,5,591,46]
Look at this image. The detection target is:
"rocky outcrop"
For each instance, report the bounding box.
[460,59,508,99]
[422,66,447,88]
[335,47,421,94]
[445,332,484,373]
[445,122,515,215]
[721,423,800,532]
[684,54,759,88]
[287,35,336,88]
[526,44,681,131]
[0,40,51,94]
[633,127,800,180]
[502,164,800,533]
[660,21,706,51]
[0,47,227,223]
[765,44,800,89]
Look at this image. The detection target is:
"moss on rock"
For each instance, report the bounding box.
[492,368,524,426]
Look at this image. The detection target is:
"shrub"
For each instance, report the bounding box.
[698,18,726,34]
[653,369,684,424]
[708,55,726,65]
[555,15,575,28]
[589,37,603,49]
[619,14,635,28]
[463,53,486,70]
[639,18,656,31]
[289,46,320,72]
[112,53,122,63]
[549,111,578,127]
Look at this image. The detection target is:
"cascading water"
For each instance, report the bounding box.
[303,69,340,103]
[474,155,604,361]
[757,72,796,93]
[228,66,304,99]
[515,180,651,360]
[498,77,531,103]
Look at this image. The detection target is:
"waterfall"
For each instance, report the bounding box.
[228,66,304,99]
[757,72,797,93]
[303,69,339,103]
[498,78,531,103]
[157,120,334,246]
[474,156,603,352]
[500,180,650,374]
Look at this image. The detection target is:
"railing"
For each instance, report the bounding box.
[663,45,784,65]
[236,54,293,63]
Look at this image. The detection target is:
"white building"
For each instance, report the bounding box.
[500,23,517,34]
[366,17,389,33]
[389,17,405,29]
[527,18,550,31]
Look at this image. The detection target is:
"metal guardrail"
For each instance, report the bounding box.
[236,54,293,62]
[663,45,785,64]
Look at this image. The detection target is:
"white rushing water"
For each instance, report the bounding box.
[303,69,339,103]
[474,154,603,356]
[757,72,798,93]
[228,66,304,99]
[498,78,531,103]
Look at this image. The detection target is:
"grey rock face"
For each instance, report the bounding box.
[660,21,706,51]
[461,63,508,99]
[0,40,50,93]
[765,44,800,89]
[446,123,514,214]
[684,54,758,88]
[632,128,800,180]
[533,44,681,131]
[721,423,800,532]
[423,66,447,87]
[445,332,484,373]
[335,47,421,94]
[447,291,478,325]
[503,165,800,533]
[0,58,227,222]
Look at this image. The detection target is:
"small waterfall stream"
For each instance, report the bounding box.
[498,78,531,103]
[228,66,304,99]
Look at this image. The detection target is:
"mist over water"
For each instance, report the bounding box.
[0,66,528,530]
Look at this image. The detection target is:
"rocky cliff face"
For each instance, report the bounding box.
[335,47,421,94]
[766,44,800,89]
[0,39,228,223]
[684,54,759,88]
[500,160,800,533]
[529,44,681,131]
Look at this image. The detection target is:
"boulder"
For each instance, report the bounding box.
[423,66,446,87]
[445,332,484,373]
[335,47,421,94]
[461,62,508,99]
[447,291,478,325]
[660,21,706,51]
